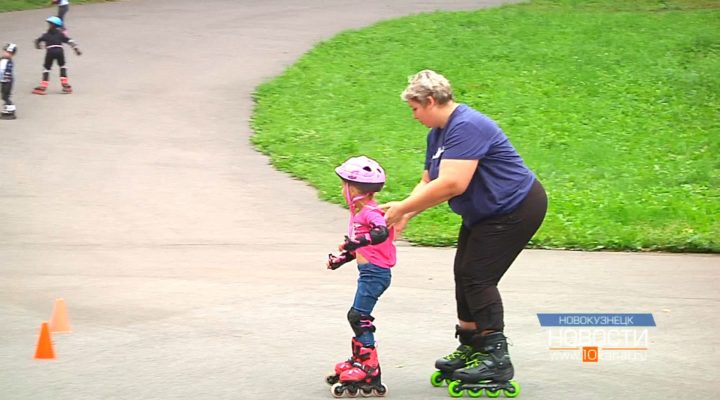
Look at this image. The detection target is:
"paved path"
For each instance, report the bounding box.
[1,1,718,399]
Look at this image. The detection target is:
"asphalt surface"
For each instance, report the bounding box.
[1,1,718,399]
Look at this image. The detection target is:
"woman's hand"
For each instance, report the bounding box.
[392,214,413,237]
[379,201,406,228]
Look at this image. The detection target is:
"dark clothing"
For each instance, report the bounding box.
[0,57,13,83]
[35,27,72,49]
[1,57,14,106]
[43,48,66,72]
[454,179,547,330]
[35,27,77,81]
[1,81,12,105]
[421,103,546,333]
[58,4,69,22]
[425,104,536,227]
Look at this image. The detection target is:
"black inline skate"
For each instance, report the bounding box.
[430,325,476,387]
[447,332,520,398]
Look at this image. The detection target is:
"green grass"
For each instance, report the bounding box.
[251,0,719,252]
[0,0,112,13]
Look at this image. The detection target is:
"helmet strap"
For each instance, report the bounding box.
[343,182,368,236]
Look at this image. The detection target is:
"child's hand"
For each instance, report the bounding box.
[326,257,341,270]
[327,253,344,270]
[327,251,355,270]
[74,48,82,56]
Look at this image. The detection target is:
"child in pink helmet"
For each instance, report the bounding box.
[326,156,395,397]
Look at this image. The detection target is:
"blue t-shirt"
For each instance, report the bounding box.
[424,104,535,226]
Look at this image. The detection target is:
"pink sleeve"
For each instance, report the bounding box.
[362,207,387,228]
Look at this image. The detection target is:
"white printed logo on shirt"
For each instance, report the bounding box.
[432,146,445,160]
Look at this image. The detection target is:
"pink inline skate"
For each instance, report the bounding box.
[326,337,363,385]
[330,344,387,398]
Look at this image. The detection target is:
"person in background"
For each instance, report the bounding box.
[51,0,70,25]
[1,43,18,120]
[32,16,82,95]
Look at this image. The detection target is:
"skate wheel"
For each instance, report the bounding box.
[447,380,464,398]
[346,386,360,398]
[467,388,484,398]
[486,388,501,398]
[504,381,521,398]
[326,374,339,385]
[331,383,345,398]
[374,383,388,397]
[430,370,445,387]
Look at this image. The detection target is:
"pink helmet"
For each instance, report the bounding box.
[335,156,385,184]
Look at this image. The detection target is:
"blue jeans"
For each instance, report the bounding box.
[352,262,391,346]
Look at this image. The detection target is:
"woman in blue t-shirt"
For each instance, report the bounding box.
[382,70,547,391]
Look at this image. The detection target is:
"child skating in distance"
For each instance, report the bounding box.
[51,0,70,25]
[1,43,18,120]
[33,16,82,95]
[325,156,396,398]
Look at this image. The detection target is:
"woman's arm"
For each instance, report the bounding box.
[383,159,477,226]
[404,170,431,217]
[385,171,430,234]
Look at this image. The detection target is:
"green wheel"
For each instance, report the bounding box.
[448,380,465,398]
[430,371,445,387]
[486,388,501,398]
[504,381,521,398]
[467,388,484,398]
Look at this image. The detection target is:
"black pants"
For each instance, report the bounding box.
[1,81,12,105]
[454,179,547,331]
[43,49,67,81]
[58,5,69,22]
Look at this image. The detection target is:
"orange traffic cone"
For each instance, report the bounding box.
[49,298,72,333]
[34,321,56,360]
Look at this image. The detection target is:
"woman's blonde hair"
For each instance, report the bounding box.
[401,69,454,106]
